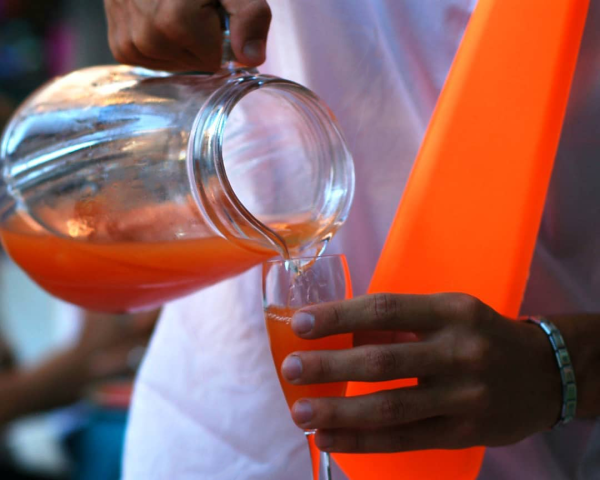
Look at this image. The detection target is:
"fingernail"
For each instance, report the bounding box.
[281,355,303,382]
[292,400,313,425]
[243,40,265,63]
[316,431,334,450]
[292,312,314,335]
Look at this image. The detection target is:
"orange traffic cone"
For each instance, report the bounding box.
[335,0,589,478]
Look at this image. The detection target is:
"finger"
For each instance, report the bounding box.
[106,1,135,65]
[353,330,419,347]
[130,17,203,67]
[107,3,193,71]
[222,0,272,65]
[315,417,458,453]
[281,342,444,385]
[113,38,194,71]
[292,294,444,339]
[153,0,223,71]
[291,386,450,430]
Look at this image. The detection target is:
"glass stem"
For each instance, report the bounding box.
[305,431,332,480]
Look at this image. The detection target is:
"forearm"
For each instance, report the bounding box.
[550,314,600,418]
[0,348,90,424]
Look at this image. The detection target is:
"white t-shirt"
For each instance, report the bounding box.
[123,1,600,479]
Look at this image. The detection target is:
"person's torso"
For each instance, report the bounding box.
[125,1,600,479]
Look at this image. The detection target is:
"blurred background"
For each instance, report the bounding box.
[0,1,153,479]
[0,0,114,130]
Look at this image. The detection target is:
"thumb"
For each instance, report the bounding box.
[221,0,272,66]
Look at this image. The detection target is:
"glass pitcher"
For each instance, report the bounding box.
[0,35,354,313]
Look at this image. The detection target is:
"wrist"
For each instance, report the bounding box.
[0,372,29,423]
[21,349,91,414]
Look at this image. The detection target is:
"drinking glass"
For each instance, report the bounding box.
[263,254,352,480]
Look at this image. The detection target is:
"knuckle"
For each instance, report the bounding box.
[350,431,365,452]
[322,303,344,333]
[364,346,398,379]
[442,293,484,323]
[466,383,492,413]
[445,330,491,374]
[110,45,128,64]
[107,34,128,63]
[329,304,344,332]
[378,395,406,424]
[132,27,157,57]
[436,294,494,374]
[317,400,338,426]
[389,430,409,452]
[153,5,193,41]
[154,16,182,42]
[370,293,398,324]
[113,39,138,65]
[459,335,492,373]
[315,353,334,379]
[454,419,479,445]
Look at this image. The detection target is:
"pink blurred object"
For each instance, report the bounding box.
[46,22,75,76]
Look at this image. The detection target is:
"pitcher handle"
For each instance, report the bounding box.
[218,5,249,72]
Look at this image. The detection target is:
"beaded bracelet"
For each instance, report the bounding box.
[526,315,577,428]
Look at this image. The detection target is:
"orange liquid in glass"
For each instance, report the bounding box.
[265,305,351,408]
[0,213,312,313]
